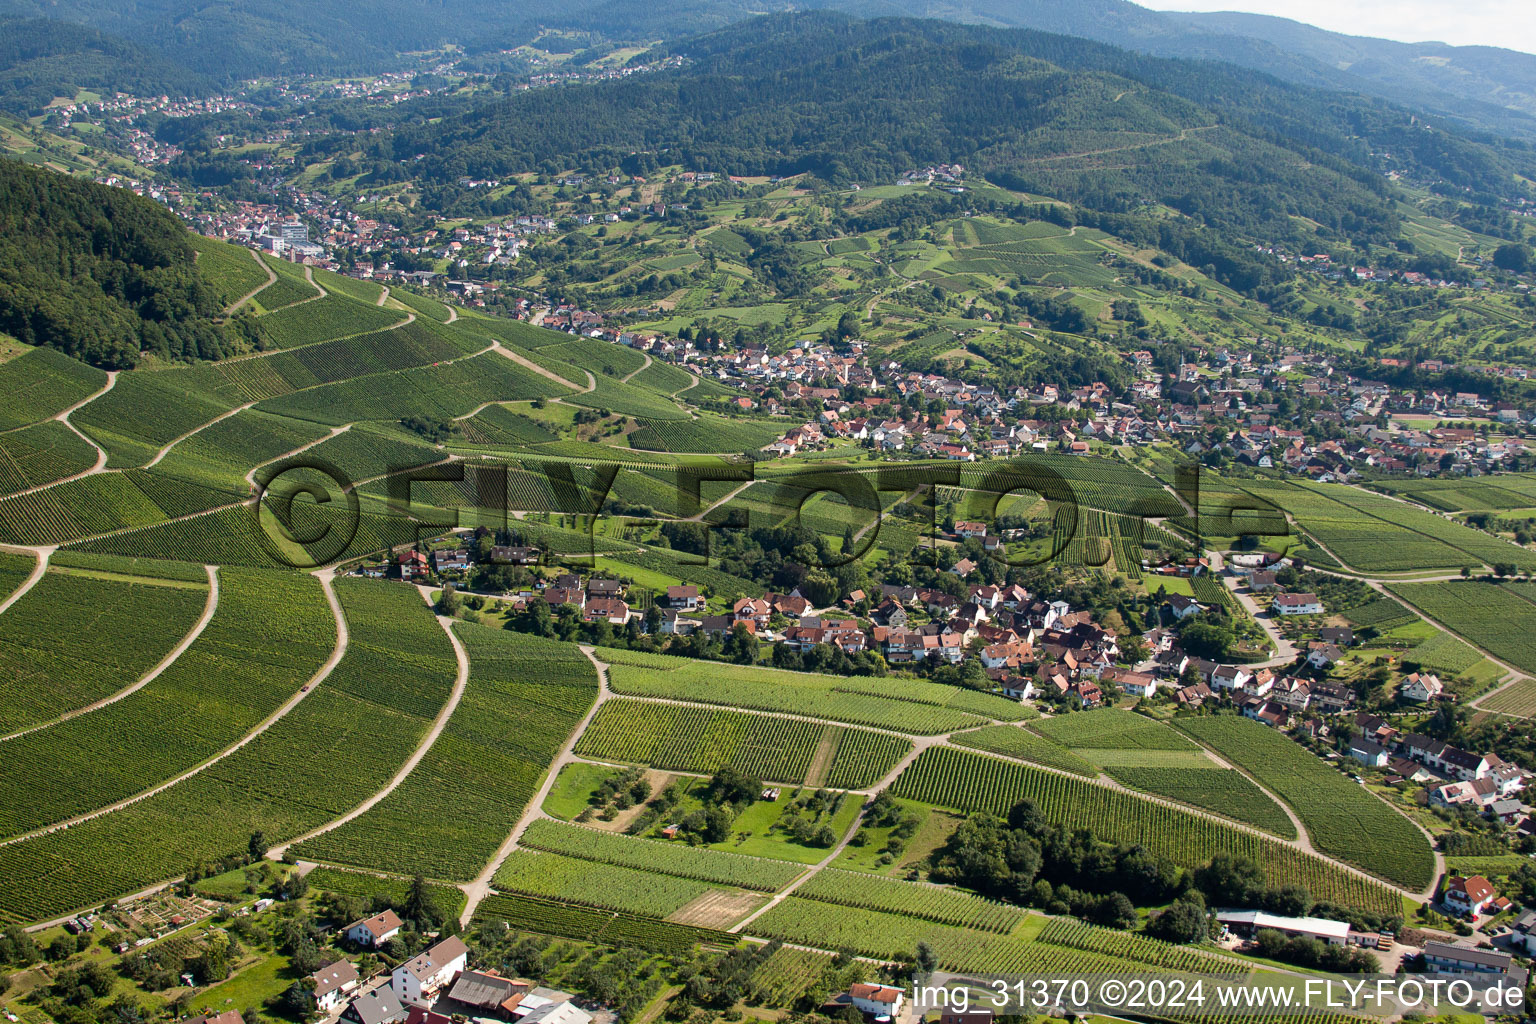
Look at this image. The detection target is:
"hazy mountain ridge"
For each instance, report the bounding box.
[5,0,1536,141]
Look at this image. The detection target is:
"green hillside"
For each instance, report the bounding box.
[0,157,245,367]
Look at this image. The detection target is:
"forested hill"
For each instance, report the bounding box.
[8,0,1536,145]
[523,0,1536,142]
[373,14,1532,250]
[0,18,213,114]
[0,158,237,368]
[0,0,547,80]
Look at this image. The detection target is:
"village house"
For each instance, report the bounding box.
[492,545,541,565]
[433,549,469,573]
[1210,665,1252,692]
[398,549,429,581]
[1348,739,1389,768]
[543,586,585,609]
[1163,595,1204,621]
[665,585,703,611]
[313,961,361,1013]
[1308,681,1355,714]
[392,935,468,1007]
[1421,941,1525,985]
[1443,875,1500,918]
[1306,643,1344,671]
[346,909,403,948]
[445,970,533,1014]
[1400,734,1491,780]
[586,578,625,598]
[1399,672,1444,703]
[1273,593,1323,615]
[1106,669,1158,698]
[1174,681,1212,707]
[847,983,905,1021]
[344,987,408,1024]
[733,597,772,629]
[583,597,629,625]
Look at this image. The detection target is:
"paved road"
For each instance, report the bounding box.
[1220,574,1299,667]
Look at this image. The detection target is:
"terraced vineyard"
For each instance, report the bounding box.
[72,371,235,469]
[1406,630,1484,677]
[628,359,696,395]
[1102,765,1297,839]
[0,550,36,601]
[599,649,992,733]
[1376,475,1536,513]
[1240,479,1536,573]
[1477,678,1536,717]
[294,626,598,879]
[187,235,270,308]
[0,347,108,432]
[0,470,222,545]
[824,730,913,789]
[748,897,1032,969]
[797,868,1026,931]
[471,892,728,954]
[0,421,99,497]
[949,725,1098,776]
[0,577,451,923]
[630,414,784,453]
[1176,716,1434,889]
[0,567,334,837]
[458,405,559,447]
[152,411,329,493]
[257,294,406,349]
[1033,708,1199,750]
[0,242,1489,957]
[257,350,572,424]
[890,746,1402,915]
[0,567,210,735]
[575,699,825,783]
[390,288,453,323]
[1388,581,1536,675]
[304,866,466,919]
[68,499,423,569]
[519,820,803,890]
[492,850,720,917]
[568,376,691,421]
[310,268,386,306]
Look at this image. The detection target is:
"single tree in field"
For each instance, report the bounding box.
[403,874,442,930]
[914,940,938,978]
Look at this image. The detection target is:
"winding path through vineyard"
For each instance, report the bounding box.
[269,588,467,859]
[456,643,616,925]
[0,544,51,615]
[0,569,350,848]
[0,565,222,743]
